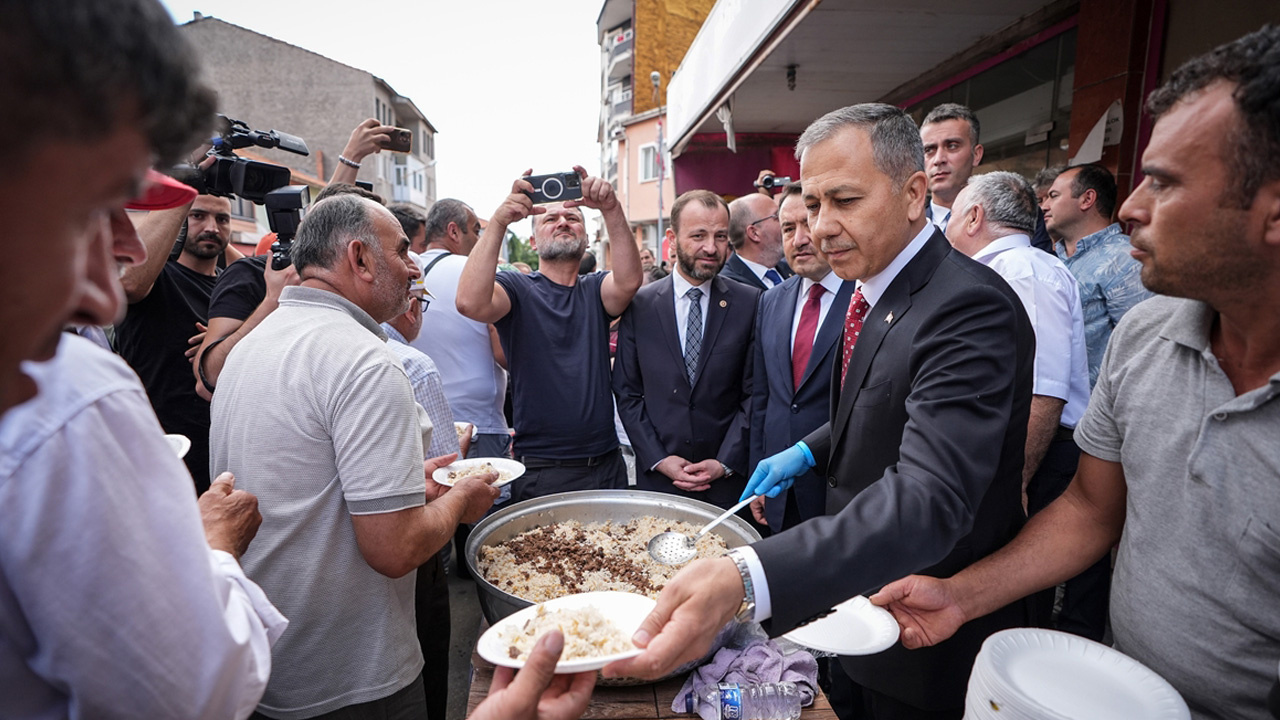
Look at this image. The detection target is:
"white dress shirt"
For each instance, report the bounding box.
[671,270,711,355]
[741,222,936,622]
[929,200,952,233]
[972,233,1090,428]
[737,254,785,287]
[789,270,845,348]
[0,334,286,720]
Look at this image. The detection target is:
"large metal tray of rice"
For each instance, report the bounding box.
[465,490,762,683]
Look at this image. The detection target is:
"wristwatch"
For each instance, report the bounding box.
[725,549,756,623]
[719,461,734,478]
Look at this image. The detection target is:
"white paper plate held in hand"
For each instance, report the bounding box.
[782,595,900,656]
[433,457,524,488]
[164,434,191,459]
[477,591,655,674]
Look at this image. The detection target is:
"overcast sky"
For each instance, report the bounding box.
[159,0,606,238]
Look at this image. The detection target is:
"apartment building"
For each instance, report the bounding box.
[178,14,437,245]
[597,0,715,263]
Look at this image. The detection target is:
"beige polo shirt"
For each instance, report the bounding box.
[210,286,427,719]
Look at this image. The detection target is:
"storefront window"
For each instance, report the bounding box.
[907,27,1076,181]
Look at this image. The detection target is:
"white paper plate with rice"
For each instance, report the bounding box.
[433,457,524,488]
[477,591,655,673]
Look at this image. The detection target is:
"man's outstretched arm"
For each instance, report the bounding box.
[870,452,1127,649]
[456,175,538,323]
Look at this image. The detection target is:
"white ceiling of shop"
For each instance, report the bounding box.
[674,0,1060,149]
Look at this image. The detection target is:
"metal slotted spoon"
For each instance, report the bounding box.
[647,495,760,565]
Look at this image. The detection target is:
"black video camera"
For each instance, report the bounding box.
[266,186,312,271]
[758,174,792,190]
[524,171,583,205]
[173,114,310,203]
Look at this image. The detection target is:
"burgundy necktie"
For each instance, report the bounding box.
[791,283,826,390]
[840,289,871,388]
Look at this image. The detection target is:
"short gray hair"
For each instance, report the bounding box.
[292,195,380,273]
[424,198,473,243]
[922,103,981,145]
[795,103,924,187]
[955,171,1039,236]
[1032,166,1064,194]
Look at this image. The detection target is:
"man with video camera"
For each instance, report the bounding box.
[117,191,242,494]
[194,119,400,398]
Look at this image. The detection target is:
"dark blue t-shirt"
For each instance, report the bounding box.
[494,271,618,459]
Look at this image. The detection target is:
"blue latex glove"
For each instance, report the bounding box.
[740,442,815,502]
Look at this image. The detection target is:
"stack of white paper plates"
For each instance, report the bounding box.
[964,629,1189,719]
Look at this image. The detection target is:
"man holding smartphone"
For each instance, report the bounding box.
[456,167,643,502]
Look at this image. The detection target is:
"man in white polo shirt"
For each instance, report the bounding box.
[210,194,499,719]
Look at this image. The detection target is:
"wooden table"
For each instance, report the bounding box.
[467,650,839,719]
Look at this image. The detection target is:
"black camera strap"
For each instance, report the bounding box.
[421,250,451,278]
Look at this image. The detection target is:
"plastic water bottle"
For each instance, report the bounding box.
[686,682,802,720]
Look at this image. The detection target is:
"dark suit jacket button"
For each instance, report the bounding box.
[790,404,799,413]
[689,402,696,409]
[827,476,837,488]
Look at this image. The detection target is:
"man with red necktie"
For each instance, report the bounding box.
[607,103,1036,719]
[748,182,854,533]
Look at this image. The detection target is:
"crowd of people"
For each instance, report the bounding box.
[1,1,1276,719]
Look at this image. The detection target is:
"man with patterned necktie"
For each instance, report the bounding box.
[613,189,761,511]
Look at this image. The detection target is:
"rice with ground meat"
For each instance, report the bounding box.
[477,517,729,602]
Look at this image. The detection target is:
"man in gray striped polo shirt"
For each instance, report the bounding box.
[210,194,499,719]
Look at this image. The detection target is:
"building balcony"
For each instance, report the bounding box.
[606,28,632,81]
[607,49,632,81]
[608,30,632,59]
[391,154,428,208]
[607,89,632,126]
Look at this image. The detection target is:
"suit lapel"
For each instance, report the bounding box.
[773,279,801,387]
[776,259,795,281]
[694,276,730,387]
[830,233,951,443]
[729,255,767,290]
[798,279,854,390]
[654,276,684,376]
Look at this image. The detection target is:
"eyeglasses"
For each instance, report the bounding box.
[749,213,778,227]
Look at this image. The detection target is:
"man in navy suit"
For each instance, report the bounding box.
[613,190,760,510]
[606,104,1034,719]
[748,182,854,532]
[721,192,793,290]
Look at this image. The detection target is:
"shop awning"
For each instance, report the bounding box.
[666,0,1065,156]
